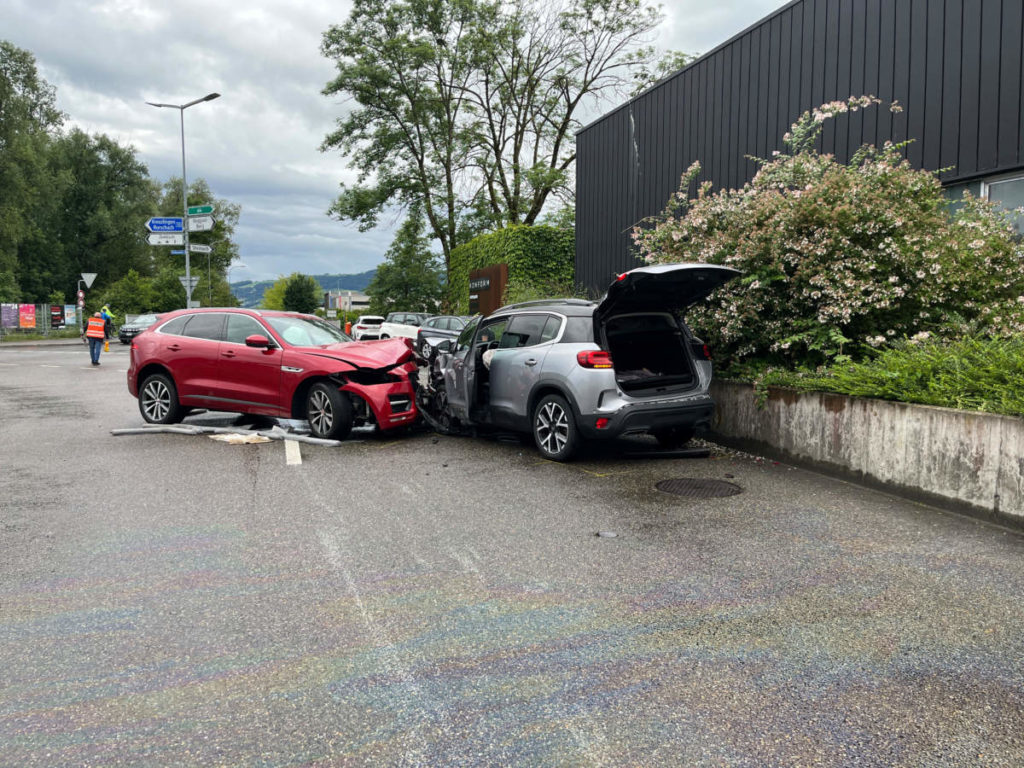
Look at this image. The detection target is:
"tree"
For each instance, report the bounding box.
[17,129,158,301]
[629,50,696,96]
[283,273,322,313]
[261,275,289,310]
[102,269,155,314]
[0,271,19,302]
[262,273,322,312]
[321,0,664,278]
[366,209,443,314]
[150,266,188,313]
[0,41,63,280]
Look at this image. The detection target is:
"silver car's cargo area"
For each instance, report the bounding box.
[604,313,696,394]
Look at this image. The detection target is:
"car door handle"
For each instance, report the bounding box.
[524,358,538,367]
[222,350,236,358]
[166,344,181,352]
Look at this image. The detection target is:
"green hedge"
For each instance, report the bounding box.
[754,336,1024,418]
[448,225,574,313]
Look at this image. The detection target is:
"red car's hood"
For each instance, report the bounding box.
[299,337,414,369]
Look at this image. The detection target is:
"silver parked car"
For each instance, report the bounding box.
[417,263,740,460]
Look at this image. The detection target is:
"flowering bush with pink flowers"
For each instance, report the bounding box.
[632,96,1024,368]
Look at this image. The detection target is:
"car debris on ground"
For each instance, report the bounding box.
[110,423,348,447]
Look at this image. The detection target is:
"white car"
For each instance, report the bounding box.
[379,312,431,340]
[350,315,385,340]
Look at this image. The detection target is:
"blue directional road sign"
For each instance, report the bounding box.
[170,250,186,255]
[145,216,184,233]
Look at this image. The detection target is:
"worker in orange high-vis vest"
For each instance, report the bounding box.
[83,311,107,366]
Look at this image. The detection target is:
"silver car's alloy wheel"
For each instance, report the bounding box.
[142,379,171,422]
[536,400,569,455]
[308,388,334,435]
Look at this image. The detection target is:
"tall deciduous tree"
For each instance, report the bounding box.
[321,0,665,278]
[17,129,158,301]
[0,41,64,296]
[366,208,443,314]
[282,273,322,314]
[262,273,323,313]
[322,0,479,277]
[261,275,290,310]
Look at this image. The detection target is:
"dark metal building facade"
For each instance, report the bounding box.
[575,0,1024,291]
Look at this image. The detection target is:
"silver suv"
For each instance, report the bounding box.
[418,263,739,460]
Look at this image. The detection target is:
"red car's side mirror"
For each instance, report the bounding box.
[244,334,271,348]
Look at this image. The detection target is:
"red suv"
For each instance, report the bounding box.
[127,308,418,440]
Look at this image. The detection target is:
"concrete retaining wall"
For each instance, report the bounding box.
[710,381,1024,527]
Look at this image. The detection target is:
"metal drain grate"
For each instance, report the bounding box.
[655,478,743,498]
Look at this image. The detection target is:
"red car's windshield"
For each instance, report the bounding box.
[264,315,353,347]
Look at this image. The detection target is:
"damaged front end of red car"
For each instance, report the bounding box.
[318,338,420,432]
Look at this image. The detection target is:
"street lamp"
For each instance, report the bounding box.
[145,92,220,308]
[227,262,248,303]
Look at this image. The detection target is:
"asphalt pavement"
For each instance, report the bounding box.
[1,343,1023,767]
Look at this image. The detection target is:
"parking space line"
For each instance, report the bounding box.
[285,439,302,466]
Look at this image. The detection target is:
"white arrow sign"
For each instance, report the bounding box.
[149,233,185,246]
[188,215,215,232]
[178,276,200,290]
[189,243,212,254]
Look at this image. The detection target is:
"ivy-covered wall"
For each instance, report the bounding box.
[448,225,574,313]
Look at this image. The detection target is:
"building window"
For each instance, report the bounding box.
[982,175,1024,234]
[943,181,982,214]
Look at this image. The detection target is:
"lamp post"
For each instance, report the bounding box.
[145,92,220,308]
[227,262,248,303]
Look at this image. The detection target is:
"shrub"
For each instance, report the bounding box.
[448,225,574,313]
[759,336,1024,418]
[632,96,1024,368]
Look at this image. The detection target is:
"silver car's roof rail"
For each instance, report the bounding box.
[493,298,595,313]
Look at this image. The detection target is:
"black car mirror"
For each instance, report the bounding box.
[245,334,272,348]
[436,339,454,354]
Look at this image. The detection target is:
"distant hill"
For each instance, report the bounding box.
[230,270,376,308]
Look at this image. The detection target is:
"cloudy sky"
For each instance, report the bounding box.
[5,0,785,282]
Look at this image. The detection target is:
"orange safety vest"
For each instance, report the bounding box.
[86,317,106,339]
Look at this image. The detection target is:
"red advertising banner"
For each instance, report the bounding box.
[19,304,35,329]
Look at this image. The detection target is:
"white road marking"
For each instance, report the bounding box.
[40,364,61,368]
[317,530,432,766]
[285,439,302,466]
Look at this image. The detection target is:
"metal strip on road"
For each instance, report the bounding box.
[285,439,302,466]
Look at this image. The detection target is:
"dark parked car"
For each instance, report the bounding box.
[118,313,161,344]
[127,308,419,439]
[417,264,740,460]
[415,315,470,356]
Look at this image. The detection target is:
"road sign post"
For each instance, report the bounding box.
[145,217,184,232]
[187,215,215,232]
[148,233,185,246]
[77,273,97,333]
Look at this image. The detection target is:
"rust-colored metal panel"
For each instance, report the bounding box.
[468,263,508,316]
